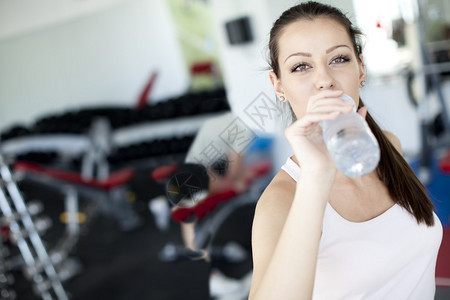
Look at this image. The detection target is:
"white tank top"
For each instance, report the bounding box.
[281,157,443,300]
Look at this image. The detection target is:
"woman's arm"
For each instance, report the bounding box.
[249,168,335,300]
[249,90,353,299]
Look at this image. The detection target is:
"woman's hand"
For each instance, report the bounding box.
[284,90,356,174]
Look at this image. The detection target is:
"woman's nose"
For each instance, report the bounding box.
[315,68,335,90]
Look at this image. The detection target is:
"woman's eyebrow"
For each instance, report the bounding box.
[326,44,351,53]
[284,52,311,63]
[284,44,351,63]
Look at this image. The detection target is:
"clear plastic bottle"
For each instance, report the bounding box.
[322,94,380,177]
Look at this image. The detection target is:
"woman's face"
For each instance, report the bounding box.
[270,17,365,119]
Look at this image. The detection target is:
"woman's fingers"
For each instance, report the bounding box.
[307,90,343,105]
[287,91,357,139]
[286,111,340,136]
[308,99,354,114]
[298,111,340,126]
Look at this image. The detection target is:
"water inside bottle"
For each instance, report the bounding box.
[326,127,380,177]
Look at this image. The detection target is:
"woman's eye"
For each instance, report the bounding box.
[292,63,311,72]
[331,55,350,64]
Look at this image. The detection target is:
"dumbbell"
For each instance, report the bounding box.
[0,288,17,299]
[23,249,62,281]
[24,249,82,284]
[0,273,15,288]
[0,200,45,225]
[0,126,32,141]
[8,217,52,245]
[31,274,51,296]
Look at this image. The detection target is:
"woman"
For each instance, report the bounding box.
[249,2,442,299]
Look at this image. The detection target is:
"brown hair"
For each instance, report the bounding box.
[269,1,435,226]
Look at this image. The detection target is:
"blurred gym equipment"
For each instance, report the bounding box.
[0,87,232,298]
[0,155,68,300]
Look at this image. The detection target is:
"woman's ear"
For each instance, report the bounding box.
[358,54,366,83]
[269,71,284,96]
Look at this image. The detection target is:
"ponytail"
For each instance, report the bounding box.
[362,99,435,226]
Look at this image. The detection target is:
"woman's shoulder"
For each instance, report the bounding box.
[382,130,402,153]
[252,169,296,257]
[254,169,296,218]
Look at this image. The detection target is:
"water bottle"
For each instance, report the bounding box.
[322,94,380,177]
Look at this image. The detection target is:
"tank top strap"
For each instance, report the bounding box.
[281,157,300,182]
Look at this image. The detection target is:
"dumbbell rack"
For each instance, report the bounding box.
[0,231,16,299]
[0,154,68,300]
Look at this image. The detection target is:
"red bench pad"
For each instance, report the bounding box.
[14,161,135,191]
[170,160,271,223]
